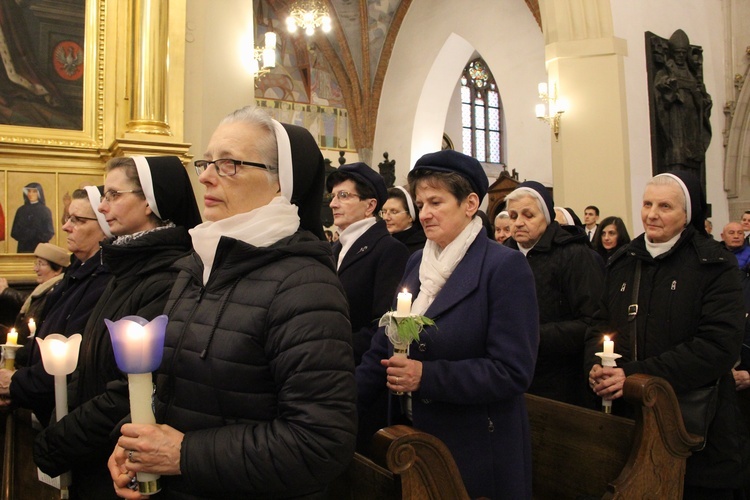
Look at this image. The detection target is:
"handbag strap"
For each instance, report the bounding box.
[628,260,642,361]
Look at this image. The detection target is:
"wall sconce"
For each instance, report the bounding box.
[535,82,567,141]
[250,31,277,77]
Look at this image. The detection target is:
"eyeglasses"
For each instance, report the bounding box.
[33,259,50,269]
[64,214,98,226]
[100,189,143,203]
[330,191,362,202]
[193,158,268,177]
[379,209,407,218]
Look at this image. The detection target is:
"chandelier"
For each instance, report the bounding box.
[250,31,277,77]
[286,0,332,36]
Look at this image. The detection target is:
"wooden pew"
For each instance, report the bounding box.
[334,374,701,499]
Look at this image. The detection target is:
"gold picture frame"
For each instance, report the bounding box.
[0,0,108,278]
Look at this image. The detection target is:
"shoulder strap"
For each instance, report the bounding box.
[628,260,642,361]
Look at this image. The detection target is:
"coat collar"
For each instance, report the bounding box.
[402,232,489,319]
[337,220,391,273]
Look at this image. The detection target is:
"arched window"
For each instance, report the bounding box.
[461,58,503,164]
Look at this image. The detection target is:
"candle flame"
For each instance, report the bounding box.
[126,323,146,340]
[48,339,67,357]
[402,288,408,293]
[604,335,610,342]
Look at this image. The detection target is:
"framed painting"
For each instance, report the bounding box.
[0,0,106,149]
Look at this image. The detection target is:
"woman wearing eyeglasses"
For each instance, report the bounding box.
[382,186,426,254]
[327,163,410,366]
[0,187,112,425]
[58,156,201,499]
[0,243,69,344]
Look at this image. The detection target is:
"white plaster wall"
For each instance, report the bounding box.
[612,1,728,234]
[184,0,258,209]
[373,0,550,187]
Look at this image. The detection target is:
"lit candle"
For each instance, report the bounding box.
[106,315,168,495]
[6,328,18,345]
[28,318,36,338]
[396,289,412,317]
[603,335,614,355]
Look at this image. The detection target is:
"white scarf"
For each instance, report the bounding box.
[411,217,484,316]
[189,197,300,284]
[645,230,683,258]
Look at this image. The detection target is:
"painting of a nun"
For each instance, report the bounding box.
[11,182,54,252]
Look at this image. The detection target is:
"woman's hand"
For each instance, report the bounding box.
[381,356,423,392]
[116,423,184,476]
[108,446,145,500]
[0,369,14,397]
[733,369,750,391]
[589,364,626,401]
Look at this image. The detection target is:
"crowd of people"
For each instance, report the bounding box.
[0,106,748,499]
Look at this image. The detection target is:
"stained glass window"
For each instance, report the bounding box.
[460,57,503,164]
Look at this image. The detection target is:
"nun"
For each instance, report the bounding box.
[11,182,55,252]
[36,107,356,500]
[35,155,201,499]
[586,171,749,499]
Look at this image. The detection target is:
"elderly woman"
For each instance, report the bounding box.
[0,188,112,423]
[587,172,749,499]
[357,150,539,499]
[4,243,70,343]
[37,107,356,499]
[505,181,603,407]
[382,186,426,254]
[592,215,630,262]
[36,156,201,499]
[494,210,511,244]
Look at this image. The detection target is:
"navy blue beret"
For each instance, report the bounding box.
[326,162,387,210]
[409,150,489,201]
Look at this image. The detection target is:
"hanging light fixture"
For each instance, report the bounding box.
[250,31,277,77]
[286,0,331,36]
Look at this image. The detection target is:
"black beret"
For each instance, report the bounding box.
[409,150,489,201]
[326,162,387,211]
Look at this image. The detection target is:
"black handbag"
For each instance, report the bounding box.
[629,260,719,451]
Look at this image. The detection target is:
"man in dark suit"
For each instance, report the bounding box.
[328,163,409,365]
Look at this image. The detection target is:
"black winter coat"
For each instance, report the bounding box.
[63,226,192,499]
[508,221,604,407]
[333,220,409,364]
[392,223,426,255]
[10,251,111,425]
[584,226,750,488]
[35,231,357,500]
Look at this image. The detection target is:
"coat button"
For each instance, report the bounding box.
[418,343,427,352]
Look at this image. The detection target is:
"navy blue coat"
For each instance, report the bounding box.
[334,220,409,364]
[357,232,539,499]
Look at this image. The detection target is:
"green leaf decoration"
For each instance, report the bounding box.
[394,314,436,344]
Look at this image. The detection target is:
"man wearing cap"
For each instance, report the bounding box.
[0,187,112,425]
[328,162,410,365]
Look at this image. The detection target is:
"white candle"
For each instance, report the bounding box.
[603,335,614,355]
[28,318,36,337]
[6,328,18,345]
[396,289,412,316]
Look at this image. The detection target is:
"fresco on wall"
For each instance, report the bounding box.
[366,0,400,86]
[256,98,353,150]
[254,0,351,149]
[0,0,85,130]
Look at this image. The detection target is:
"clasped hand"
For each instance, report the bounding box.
[381,355,422,392]
[588,364,626,401]
[108,423,184,499]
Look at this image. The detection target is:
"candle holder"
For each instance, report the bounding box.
[37,333,83,494]
[379,311,435,396]
[106,315,168,496]
[595,350,622,414]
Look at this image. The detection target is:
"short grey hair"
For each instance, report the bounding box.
[219,106,279,184]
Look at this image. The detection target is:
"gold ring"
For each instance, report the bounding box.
[128,450,134,462]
